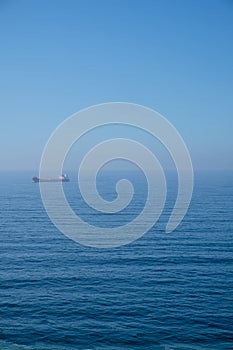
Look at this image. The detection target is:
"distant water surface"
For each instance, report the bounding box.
[0,171,232,349]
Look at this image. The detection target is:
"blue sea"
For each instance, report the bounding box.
[0,171,233,349]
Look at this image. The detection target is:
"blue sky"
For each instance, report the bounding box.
[0,0,232,171]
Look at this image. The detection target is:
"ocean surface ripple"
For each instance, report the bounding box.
[0,171,233,349]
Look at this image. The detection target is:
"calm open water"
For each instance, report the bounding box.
[0,171,233,349]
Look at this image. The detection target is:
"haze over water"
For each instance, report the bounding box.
[0,0,232,348]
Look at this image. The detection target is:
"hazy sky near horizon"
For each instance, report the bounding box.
[0,0,232,171]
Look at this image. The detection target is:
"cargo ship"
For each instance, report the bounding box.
[32,174,70,183]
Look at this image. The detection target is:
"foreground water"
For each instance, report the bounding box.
[0,171,232,349]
